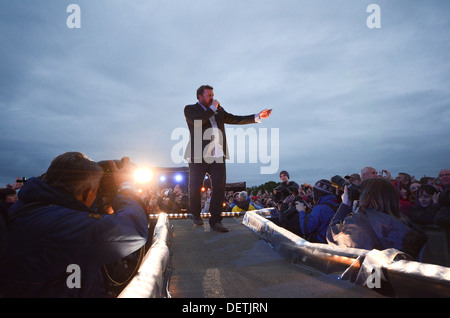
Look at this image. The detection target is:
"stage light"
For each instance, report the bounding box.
[134,168,153,184]
[159,175,167,182]
[174,174,183,182]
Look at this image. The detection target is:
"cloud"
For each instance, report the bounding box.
[0,0,449,187]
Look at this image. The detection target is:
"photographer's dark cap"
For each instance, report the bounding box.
[279,170,290,179]
[313,179,334,195]
[345,173,361,181]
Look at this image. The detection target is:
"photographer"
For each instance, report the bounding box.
[273,170,299,206]
[298,179,339,243]
[278,183,309,236]
[331,175,362,212]
[0,152,148,298]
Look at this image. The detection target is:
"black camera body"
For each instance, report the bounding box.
[279,196,309,220]
[97,160,120,196]
[274,185,290,197]
[280,204,297,220]
[16,177,27,183]
[331,175,361,202]
[95,160,121,214]
[96,160,138,214]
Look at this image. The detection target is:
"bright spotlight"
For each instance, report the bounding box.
[134,168,153,184]
[174,174,183,182]
[159,175,167,182]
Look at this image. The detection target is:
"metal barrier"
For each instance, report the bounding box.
[243,210,450,297]
[118,209,450,298]
[147,208,274,220]
[118,213,172,298]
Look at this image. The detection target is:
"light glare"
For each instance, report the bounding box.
[134,168,153,183]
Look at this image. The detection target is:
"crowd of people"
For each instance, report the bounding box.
[132,167,450,259]
[245,167,450,262]
[135,166,450,262]
[4,166,449,241]
[1,154,449,297]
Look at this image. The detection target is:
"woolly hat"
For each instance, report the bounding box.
[313,179,334,201]
[279,170,290,179]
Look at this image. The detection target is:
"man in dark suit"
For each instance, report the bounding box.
[184,85,272,232]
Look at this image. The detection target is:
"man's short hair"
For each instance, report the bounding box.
[42,152,104,197]
[239,191,248,200]
[197,85,214,99]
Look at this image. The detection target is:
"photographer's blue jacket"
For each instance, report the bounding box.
[0,177,148,298]
[299,194,338,243]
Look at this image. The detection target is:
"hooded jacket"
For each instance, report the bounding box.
[327,203,427,259]
[0,177,148,298]
[299,194,338,243]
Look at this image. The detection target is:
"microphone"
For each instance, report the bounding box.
[213,99,223,110]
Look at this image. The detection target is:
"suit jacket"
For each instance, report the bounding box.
[184,103,256,163]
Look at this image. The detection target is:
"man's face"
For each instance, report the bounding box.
[439,169,450,187]
[280,173,288,183]
[362,168,378,180]
[198,89,214,107]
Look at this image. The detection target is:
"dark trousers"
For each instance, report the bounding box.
[188,160,226,225]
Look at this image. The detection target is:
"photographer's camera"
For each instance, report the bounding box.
[331,175,361,203]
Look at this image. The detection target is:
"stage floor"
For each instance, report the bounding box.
[168,217,384,298]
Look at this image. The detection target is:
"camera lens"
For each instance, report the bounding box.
[330,175,350,190]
